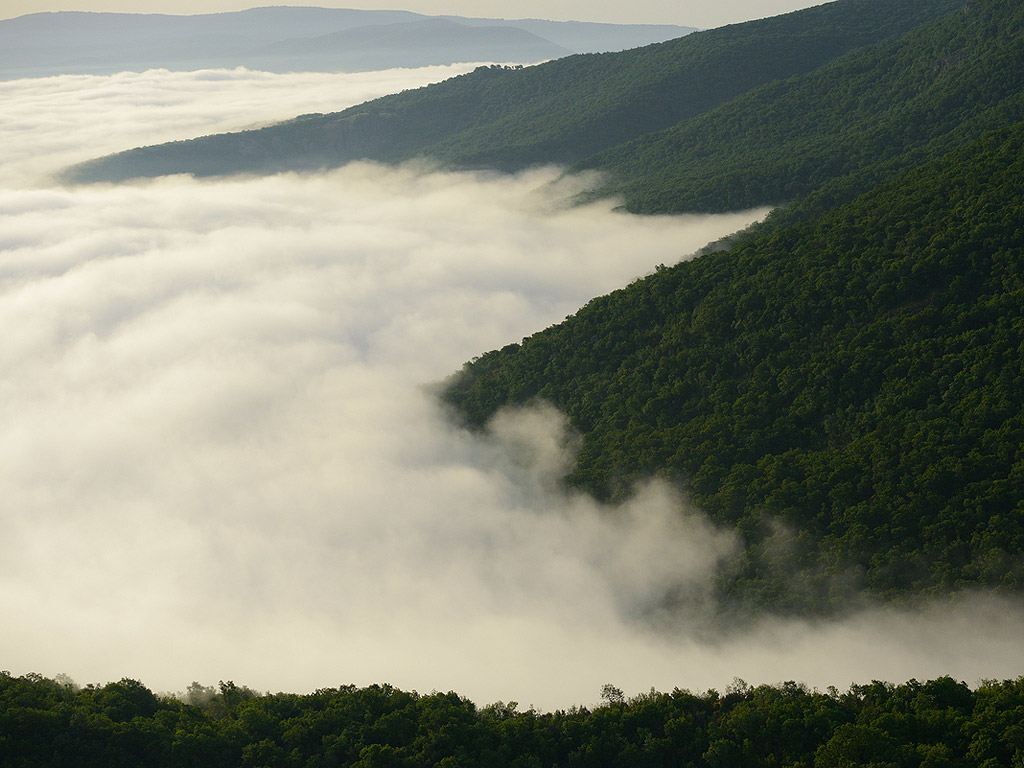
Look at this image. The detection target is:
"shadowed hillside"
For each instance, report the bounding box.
[63,0,958,185]
[444,119,1024,612]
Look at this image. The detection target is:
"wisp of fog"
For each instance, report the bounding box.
[1,67,1021,710]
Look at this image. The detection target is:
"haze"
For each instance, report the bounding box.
[0,0,829,30]
[2,66,1023,711]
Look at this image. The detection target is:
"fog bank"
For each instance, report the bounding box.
[1,67,1021,711]
[0,64,481,185]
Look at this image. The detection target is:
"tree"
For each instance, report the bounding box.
[601,684,625,706]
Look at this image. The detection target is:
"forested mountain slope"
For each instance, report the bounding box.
[436,0,1024,614]
[5,672,1024,768]
[582,0,1024,216]
[444,120,1024,611]
[63,0,958,184]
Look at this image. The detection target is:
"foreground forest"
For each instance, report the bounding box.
[3,671,1024,768]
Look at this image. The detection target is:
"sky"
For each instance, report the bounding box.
[3,64,1024,710]
[0,0,828,29]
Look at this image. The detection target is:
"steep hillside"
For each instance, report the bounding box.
[444,120,1024,612]
[434,0,1024,614]
[63,0,958,183]
[582,0,1024,217]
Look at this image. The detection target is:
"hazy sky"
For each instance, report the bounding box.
[0,0,828,29]
[3,65,1024,708]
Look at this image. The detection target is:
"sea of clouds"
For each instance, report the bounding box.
[1,66,1022,710]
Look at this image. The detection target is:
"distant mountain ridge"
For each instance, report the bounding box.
[437,15,701,53]
[252,18,571,72]
[0,7,694,80]
[65,0,956,184]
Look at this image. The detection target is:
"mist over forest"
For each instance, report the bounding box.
[4,60,1022,714]
[3,16,1024,768]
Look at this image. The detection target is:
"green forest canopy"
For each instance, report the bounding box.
[3,671,1024,768]
[438,0,1024,614]
[443,118,1024,613]
[63,0,960,187]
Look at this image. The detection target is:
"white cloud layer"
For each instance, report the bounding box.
[0,64,481,185]
[1,67,1022,711]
